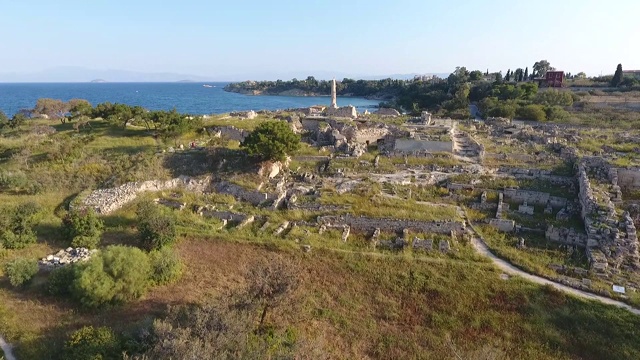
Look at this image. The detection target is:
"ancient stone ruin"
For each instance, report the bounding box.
[39,247,97,271]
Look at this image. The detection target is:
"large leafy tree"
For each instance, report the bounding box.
[533,60,552,78]
[33,98,70,123]
[611,64,623,87]
[241,121,300,162]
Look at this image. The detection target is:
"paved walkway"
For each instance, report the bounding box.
[0,334,16,360]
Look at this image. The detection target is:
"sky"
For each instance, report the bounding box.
[0,0,638,80]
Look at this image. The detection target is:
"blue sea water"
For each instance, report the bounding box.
[0,82,380,117]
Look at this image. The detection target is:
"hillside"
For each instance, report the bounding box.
[1,102,640,359]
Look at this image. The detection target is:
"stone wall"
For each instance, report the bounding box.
[489,218,515,232]
[209,126,249,142]
[503,188,567,208]
[618,168,640,191]
[80,176,211,215]
[327,106,357,118]
[213,181,280,206]
[375,108,401,117]
[394,139,453,153]
[545,225,587,246]
[317,214,465,234]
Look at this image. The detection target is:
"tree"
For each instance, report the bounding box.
[505,69,511,82]
[241,121,300,162]
[62,209,104,249]
[67,99,93,119]
[136,200,177,251]
[72,245,151,307]
[611,64,623,87]
[533,60,552,78]
[4,257,38,287]
[520,82,539,100]
[494,72,503,83]
[33,98,69,123]
[149,247,183,285]
[243,254,299,329]
[64,326,120,360]
[0,202,40,249]
[524,67,529,80]
[515,68,524,82]
[575,72,587,79]
[469,70,483,81]
[0,110,8,128]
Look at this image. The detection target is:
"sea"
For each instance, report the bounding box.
[0,82,380,117]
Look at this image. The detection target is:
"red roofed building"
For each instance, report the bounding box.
[543,71,564,87]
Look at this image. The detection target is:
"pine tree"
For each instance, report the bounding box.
[611,64,623,87]
[524,67,529,80]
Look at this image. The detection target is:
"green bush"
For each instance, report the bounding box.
[136,200,177,251]
[64,326,120,360]
[545,106,571,122]
[149,247,183,285]
[1,230,37,249]
[241,121,301,161]
[516,104,547,121]
[72,245,151,307]
[62,209,104,249]
[4,257,38,287]
[0,202,40,249]
[48,265,76,296]
[486,103,516,119]
[0,171,29,191]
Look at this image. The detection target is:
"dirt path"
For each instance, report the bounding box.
[470,236,640,316]
[0,334,16,360]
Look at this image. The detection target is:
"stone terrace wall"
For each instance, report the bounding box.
[80,176,211,215]
[503,188,567,208]
[213,181,281,206]
[317,214,465,234]
[80,177,283,215]
[618,168,640,191]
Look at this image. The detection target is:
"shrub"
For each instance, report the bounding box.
[0,171,29,191]
[545,106,571,122]
[486,103,516,119]
[149,247,183,285]
[1,230,37,249]
[64,326,120,360]
[72,245,151,307]
[62,209,104,249]
[516,104,547,121]
[48,265,76,296]
[241,121,300,161]
[136,200,177,251]
[4,257,38,287]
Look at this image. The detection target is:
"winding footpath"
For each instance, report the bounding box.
[0,334,16,360]
[470,233,640,316]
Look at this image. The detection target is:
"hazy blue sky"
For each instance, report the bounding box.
[1,0,637,79]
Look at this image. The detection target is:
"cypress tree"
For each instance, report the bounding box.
[611,64,623,87]
[505,69,511,82]
[524,67,529,80]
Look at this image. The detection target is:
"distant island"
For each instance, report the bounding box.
[90,79,107,83]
